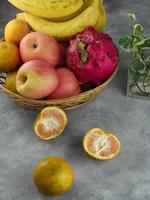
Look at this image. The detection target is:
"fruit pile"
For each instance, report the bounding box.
[0,0,119,101]
[0,1,121,196]
[1,26,81,99]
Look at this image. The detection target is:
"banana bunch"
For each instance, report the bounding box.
[9,0,107,40]
[9,0,84,20]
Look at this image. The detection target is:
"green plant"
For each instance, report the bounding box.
[119,12,150,97]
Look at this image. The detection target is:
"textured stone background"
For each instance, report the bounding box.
[0,1,150,200]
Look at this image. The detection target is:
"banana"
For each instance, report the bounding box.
[95,6,107,32]
[16,0,94,23]
[23,0,101,40]
[16,13,26,21]
[8,0,84,20]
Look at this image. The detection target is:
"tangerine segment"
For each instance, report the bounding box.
[83,128,120,160]
[34,107,67,140]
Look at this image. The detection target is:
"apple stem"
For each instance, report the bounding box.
[32,43,37,49]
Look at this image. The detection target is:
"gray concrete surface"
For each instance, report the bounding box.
[0,1,150,200]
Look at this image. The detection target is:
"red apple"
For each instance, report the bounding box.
[47,68,80,99]
[16,60,59,99]
[20,32,60,67]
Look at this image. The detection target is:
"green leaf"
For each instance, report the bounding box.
[145,58,150,70]
[129,63,137,74]
[130,56,147,75]
[145,69,150,81]
[118,36,134,52]
[133,35,145,46]
[133,24,144,36]
[145,56,150,63]
[128,12,136,22]
[141,38,150,49]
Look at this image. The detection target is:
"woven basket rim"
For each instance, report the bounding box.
[0,36,119,108]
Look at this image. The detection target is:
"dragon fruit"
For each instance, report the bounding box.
[67,27,119,86]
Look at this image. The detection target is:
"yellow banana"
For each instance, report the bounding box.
[15,0,92,23]
[8,0,84,20]
[16,13,26,21]
[95,6,107,32]
[16,6,104,26]
[23,0,101,40]
[54,0,102,23]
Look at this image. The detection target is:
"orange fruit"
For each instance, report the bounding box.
[0,41,21,73]
[83,128,120,160]
[33,156,74,196]
[5,71,18,93]
[34,107,67,140]
[5,19,30,45]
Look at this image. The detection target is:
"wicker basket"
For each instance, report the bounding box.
[0,35,119,110]
[0,65,118,110]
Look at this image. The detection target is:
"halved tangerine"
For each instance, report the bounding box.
[83,128,120,160]
[34,107,67,140]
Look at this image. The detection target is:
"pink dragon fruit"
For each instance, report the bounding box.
[67,27,119,86]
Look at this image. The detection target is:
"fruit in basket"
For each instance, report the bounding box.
[0,41,21,73]
[16,60,59,99]
[95,7,107,32]
[9,0,84,20]
[83,128,121,160]
[4,71,18,93]
[34,107,67,140]
[4,19,30,45]
[22,0,100,40]
[58,41,69,67]
[33,156,74,196]
[20,32,60,67]
[47,68,80,100]
[67,27,119,85]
